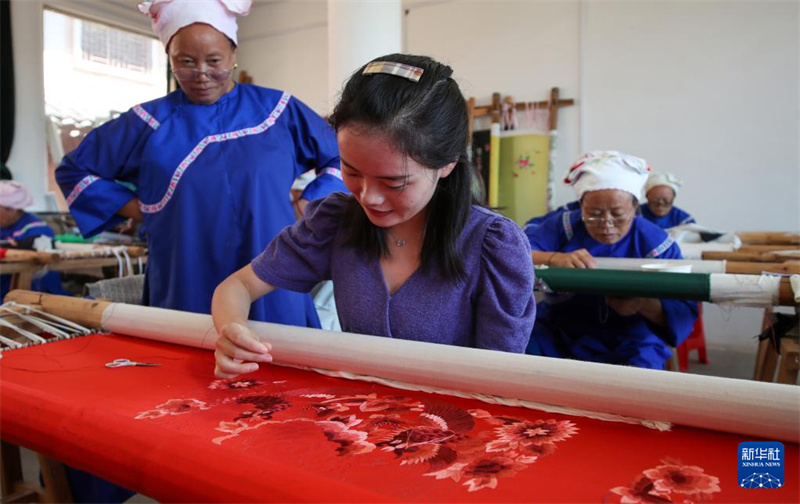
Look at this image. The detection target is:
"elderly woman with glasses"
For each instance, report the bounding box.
[56,0,344,327]
[641,172,696,229]
[524,151,698,369]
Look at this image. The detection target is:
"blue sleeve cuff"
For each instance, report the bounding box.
[68,180,136,238]
[300,171,346,202]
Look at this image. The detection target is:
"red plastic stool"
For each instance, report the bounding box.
[676,303,708,372]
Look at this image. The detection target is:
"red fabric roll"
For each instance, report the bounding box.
[1,334,797,503]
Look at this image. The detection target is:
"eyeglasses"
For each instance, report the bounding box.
[171,67,235,82]
[582,212,634,228]
[648,197,674,207]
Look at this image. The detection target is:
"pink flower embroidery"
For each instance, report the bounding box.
[487,419,578,454]
[137,384,581,492]
[234,394,290,421]
[644,464,721,496]
[317,415,374,456]
[359,396,424,413]
[460,456,529,492]
[209,378,262,390]
[135,398,209,419]
[469,409,493,419]
[610,460,721,503]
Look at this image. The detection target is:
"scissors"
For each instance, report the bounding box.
[105,358,162,368]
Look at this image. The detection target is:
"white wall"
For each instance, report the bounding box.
[584,1,799,233]
[405,1,581,208]
[7,0,48,210]
[237,2,331,112]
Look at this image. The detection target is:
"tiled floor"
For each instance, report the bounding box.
[14,345,789,503]
[684,345,759,381]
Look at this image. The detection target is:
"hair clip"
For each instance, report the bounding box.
[362,61,424,82]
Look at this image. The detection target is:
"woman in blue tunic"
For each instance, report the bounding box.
[526,151,697,369]
[0,181,70,299]
[522,200,580,235]
[212,55,536,379]
[641,172,696,229]
[55,0,344,326]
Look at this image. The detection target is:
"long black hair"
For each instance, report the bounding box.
[329,54,474,281]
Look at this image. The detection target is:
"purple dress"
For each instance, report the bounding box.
[252,193,536,353]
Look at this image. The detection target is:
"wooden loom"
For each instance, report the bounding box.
[466,88,575,139]
[0,246,147,292]
[0,291,798,503]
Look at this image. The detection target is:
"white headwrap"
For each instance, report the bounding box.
[138,0,252,48]
[645,172,683,196]
[564,150,650,200]
[0,181,33,210]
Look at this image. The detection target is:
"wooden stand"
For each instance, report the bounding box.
[754,308,800,385]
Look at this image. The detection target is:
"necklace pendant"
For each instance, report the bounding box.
[396,239,406,247]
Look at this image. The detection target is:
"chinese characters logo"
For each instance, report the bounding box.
[738,442,784,489]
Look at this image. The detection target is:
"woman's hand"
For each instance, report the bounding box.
[548,249,596,269]
[295,198,309,217]
[214,320,273,379]
[211,264,278,379]
[118,197,144,223]
[606,296,645,317]
[606,297,667,326]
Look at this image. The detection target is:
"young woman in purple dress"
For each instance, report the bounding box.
[211,54,536,379]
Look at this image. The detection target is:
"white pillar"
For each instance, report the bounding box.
[8,0,49,210]
[327,0,402,112]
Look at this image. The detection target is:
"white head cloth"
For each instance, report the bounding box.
[138,0,252,48]
[0,181,33,210]
[564,150,650,200]
[645,172,683,196]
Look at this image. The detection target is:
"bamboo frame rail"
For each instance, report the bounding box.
[703,251,799,263]
[534,267,798,307]
[739,244,800,253]
[724,262,800,275]
[737,232,800,245]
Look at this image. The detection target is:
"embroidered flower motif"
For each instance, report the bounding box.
[310,394,423,417]
[459,456,529,492]
[209,378,262,390]
[317,415,374,456]
[610,460,721,503]
[377,425,458,464]
[468,409,492,419]
[644,463,721,496]
[134,398,209,419]
[358,396,424,413]
[425,462,469,483]
[487,418,578,455]
[136,384,580,492]
[234,394,290,420]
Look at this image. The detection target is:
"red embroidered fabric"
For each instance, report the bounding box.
[0,334,797,503]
